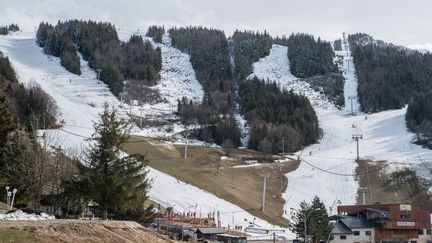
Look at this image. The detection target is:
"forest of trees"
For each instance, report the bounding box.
[305,73,345,108]
[0,24,19,35]
[0,52,57,134]
[170,28,326,151]
[177,96,241,147]
[239,77,320,153]
[146,25,165,43]
[169,26,232,92]
[170,26,242,147]
[333,39,342,51]
[231,30,273,80]
[0,52,154,223]
[287,33,338,78]
[36,20,162,96]
[0,52,66,213]
[349,33,432,112]
[406,91,432,143]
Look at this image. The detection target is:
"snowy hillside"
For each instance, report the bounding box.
[0,34,123,151]
[248,44,336,112]
[128,33,205,139]
[0,32,285,237]
[248,38,432,220]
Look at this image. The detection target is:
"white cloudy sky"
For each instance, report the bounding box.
[1,0,431,48]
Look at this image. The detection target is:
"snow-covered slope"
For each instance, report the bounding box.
[248,39,432,221]
[129,33,204,138]
[0,34,123,150]
[0,32,285,237]
[248,44,336,112]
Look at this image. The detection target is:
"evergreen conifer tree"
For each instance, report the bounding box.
[291,196,332,243]
[67,103,153,224]
[0,90,16,151]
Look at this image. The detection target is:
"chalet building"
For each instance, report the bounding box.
[330,204,432,243]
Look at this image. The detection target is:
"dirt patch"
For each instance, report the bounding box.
[123,136,300,227]
[355,160,432,210]
[0,220,176,243]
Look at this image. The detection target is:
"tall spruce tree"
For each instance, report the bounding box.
[0,91,16,149]
[67,103,153,224]
[291,196,332,243]
[0,90,17,186]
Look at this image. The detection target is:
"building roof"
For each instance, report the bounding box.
[332,222,352,234]
[339,216,374,229]
[196,227,226,235]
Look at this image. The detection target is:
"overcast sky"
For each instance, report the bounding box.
[1,0,431,48]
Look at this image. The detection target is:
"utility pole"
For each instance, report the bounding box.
[358,187,370,205]
[352,134,363,160]
[139,107,143,127]
[184,126,188,159]
[260,174,270,211]
[282,138,285,154]
[342,32,346,46]
[348,96,356,115]
[96,68,102,84]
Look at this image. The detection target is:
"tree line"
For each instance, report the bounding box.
[239,77,320,153]
[231,30,273,80]
[0,52,153,224]
[169,26,232,92]
[177,96,241,147]
[406,91,432,145]
[0,52,57,134]
[36,20,162,96]
[0,52,65,212]
[349,33,432,112]
[170,27,327,151]
[170,26,240,147]
[0,24,19,35]
[146,25,165,43]
[286,33,338,78]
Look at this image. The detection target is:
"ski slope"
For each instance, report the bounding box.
[126,33,204,139]
[248,44,336,111]
[0,32,286,237]
[249,39,432,222]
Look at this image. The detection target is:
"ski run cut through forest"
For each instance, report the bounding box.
[1,29,432,239]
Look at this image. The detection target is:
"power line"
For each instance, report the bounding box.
[299,156,390,177]
[298,156,431,177]
[54,128,432,175]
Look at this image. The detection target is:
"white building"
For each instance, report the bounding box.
[330,216,375,243]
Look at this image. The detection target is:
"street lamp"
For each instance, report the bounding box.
[10,189,17,210]
[181,205,194,241]
[5,186,10,208]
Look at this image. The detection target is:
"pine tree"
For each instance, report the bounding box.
[0,90,16,150]
[0,90,18,187]
[291,196,332,243]
[67,103,153,224]
[309,196,333,242]
[1,131,39,205]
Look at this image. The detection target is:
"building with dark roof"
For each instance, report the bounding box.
[330,215,375,243]
[330,203,432,243]
[195,227,226,241]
